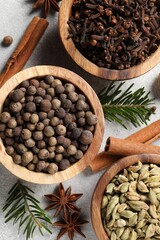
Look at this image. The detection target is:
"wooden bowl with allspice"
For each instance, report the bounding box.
[59,0,160,80]
[0,65,104,184]
[91,154,160,240]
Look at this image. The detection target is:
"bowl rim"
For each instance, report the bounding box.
[0,65,104,184]
[59,0,160,81]
[91,154,160,240]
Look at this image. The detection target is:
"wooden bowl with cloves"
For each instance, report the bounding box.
[0,66,104,184]
[91,154,160,240]
[59,0,160,80]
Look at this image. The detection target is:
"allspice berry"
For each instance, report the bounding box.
[2,36,13,46]
[30,79,40,88]
[61,99,72,110]
[55,124,66,135]
[38,149,49,159]
[25,102,36,113]
[27,86,37,95]
[40,99,52,112]
[55,85,65,94]
[39,112,47,121]
[36,161,48,171]
[26,123,36,131]
[0,112,11,123]
[77,117,86,127]
[21,129,32,140]
[56,145,64,153]
[70,128,82,139]
[7,117,17,128]
[6,146,14,155]
[57,135,65,145]
[50,116,60,126]
[55,154,63,162]
[12,127,22,137]
[16,143,28,154]
[66,145,77,155]
[24,138,35,148]
[74,150,83,159]
[59,159,70,170]
[33,131,43,140]
[20,80,29,88]
[47,163,58,174]
[55,108,66,118]
[11,89,24,102]
[48,136,57,146]
[86,114,98,125]
[76,99,86,111]
[79,130,93,145]
[37,140,46,149]
[45,75,54,84]
[22,151,33,164]
[13,154,22,164]
[47,110,55,119]
[27,163,35,171]
[68,91,78,102]
[36,87,46,97]
[52,99,61,110]
[63,138,71,148]
[44,126,55,137]
[30,113,39,123]
[36,122,44,131]
[64,83,75,93]
[34,96,42,104]
[23,112,31,122]
[10,102,22,113]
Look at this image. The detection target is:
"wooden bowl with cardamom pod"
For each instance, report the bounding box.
[59,0,160,80]
[91,154,160,240]
[0,65,104,184]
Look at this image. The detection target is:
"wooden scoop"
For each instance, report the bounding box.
[91,154,160,240]
[0,66,104,184]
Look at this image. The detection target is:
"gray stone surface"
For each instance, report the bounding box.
[0,1,160,240]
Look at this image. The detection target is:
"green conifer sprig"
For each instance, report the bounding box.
[3,181,52,240]
[98,82,155,129]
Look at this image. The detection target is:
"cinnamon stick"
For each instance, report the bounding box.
[90,119,160,172]
[0,16,49,87]
[105,136,160,156]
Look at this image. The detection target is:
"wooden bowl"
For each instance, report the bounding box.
[59,0,160,80]
[91,154,160,240]
[0,65,104,184]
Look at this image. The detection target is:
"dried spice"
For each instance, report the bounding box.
[101,161,160,239]
[44,183,83,217]
[33,0,60,17]
[53,212,89,240]
[2,36,13,47]
[68,0,160,70]
[0,75,97,174]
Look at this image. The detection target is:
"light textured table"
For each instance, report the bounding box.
[0,1,160,240]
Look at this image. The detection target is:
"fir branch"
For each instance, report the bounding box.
[3,181,52,240]
[98,82,155,129]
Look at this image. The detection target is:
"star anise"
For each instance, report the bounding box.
[53,212,89,240]
[32,0,60,18]
[44,183,83,218]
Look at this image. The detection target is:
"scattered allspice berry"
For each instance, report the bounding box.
[2,35,13,47]
[0,75,98,174]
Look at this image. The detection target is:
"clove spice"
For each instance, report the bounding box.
[68,0,160,70]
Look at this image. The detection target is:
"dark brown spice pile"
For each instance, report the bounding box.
[68,0,160,70]
[0,75,98,174]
